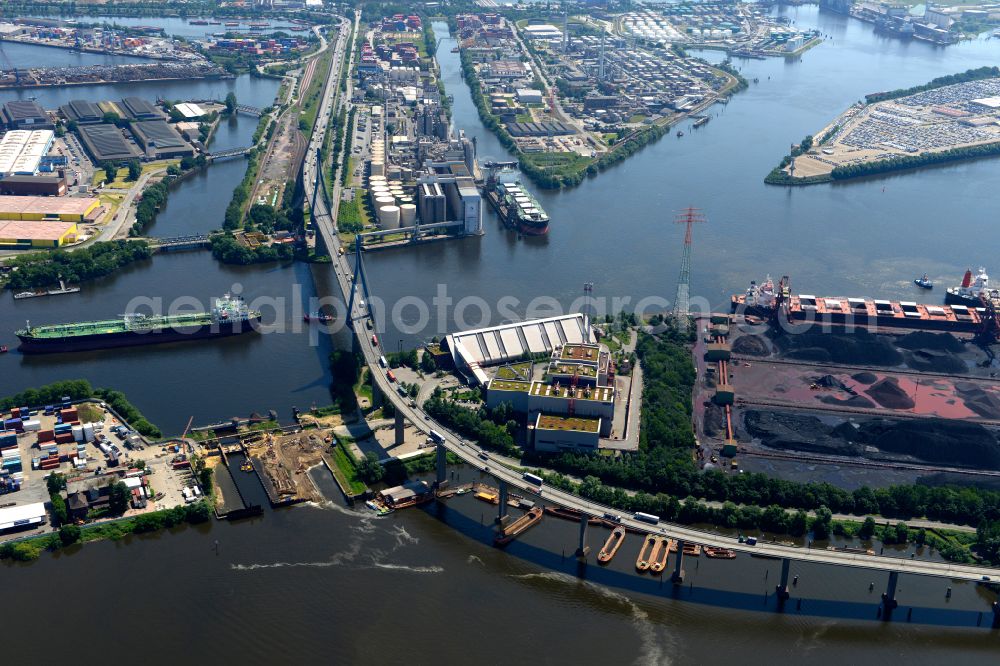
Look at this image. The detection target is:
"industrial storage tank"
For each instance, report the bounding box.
[399,203,417,227]
[379,205,400,229]
[374,196,395,212]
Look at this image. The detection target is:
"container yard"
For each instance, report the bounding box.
[0,61,229,89]
[0,398,200,538]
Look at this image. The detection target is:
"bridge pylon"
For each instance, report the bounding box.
[347,233,372,328]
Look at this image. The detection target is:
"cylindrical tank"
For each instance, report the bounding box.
[397,195,414,205]
[370,162,384,177]
[379,205,400,229]
[374,196,395,213]
[399,203,417,227]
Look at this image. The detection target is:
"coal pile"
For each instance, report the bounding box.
[731,334,770,356]
[704,402,726,437]
[819,394,876,409]
[955,383,1000,419]
[775,329,903,366]
[895,331,965,353]
[856,418,1000,470]
[902,349,967,374]
[851,372,878,384]
[864,378,915,410]
[744,411,863,456]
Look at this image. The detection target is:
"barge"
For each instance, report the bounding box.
[494,506,543,546]
[597,526,625,564]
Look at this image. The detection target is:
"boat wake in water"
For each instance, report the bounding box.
[508,572,676,666]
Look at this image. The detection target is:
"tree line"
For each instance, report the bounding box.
[865,66,1000,104]
[4,240,151,291]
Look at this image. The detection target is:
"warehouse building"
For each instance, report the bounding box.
[77,124,142,162]
[443,313,593,384]
[2,100,52,130]
[120,96,161,121]
[0,194,100,222]
[0,129,54,176]
[130,120,194,159]
[173,102,206,119]
[0,220,77,248]
[0,502,47,533]
[60,99,104,124]
[0,173,68,196]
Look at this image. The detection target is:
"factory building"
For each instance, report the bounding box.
[533,414,602,452]
[0,129,54,176]
[129,120,194,159]
[60,99,104,124]
[483,337,617,448]
[0,173,68,196]
[0,194,100,222]
[0,220,78,248]
[77,124,142,162]
[416,158,482,235]
[2,100,52,130]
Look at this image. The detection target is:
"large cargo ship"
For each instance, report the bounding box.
[731,277,999,333]
[946,267,995,307]
[494,179,549,235]
[16,294,260,353]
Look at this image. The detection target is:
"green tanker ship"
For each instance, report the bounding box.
[16,294,261,354]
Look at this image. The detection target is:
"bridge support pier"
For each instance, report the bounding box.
[671,540,686,584]
[370,371,382,408]
[435,442,447,488]
[992,602,1000,629]
[881,571,900,620]
[775,558,791,607]
[497,480,509,524]
[394,410,405,447]
[576,516,590,559]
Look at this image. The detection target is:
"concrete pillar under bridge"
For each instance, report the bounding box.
[497,480,509,523]
[881,571,900,620]
[672,540,686,585]
[775,558,791,607]
[370,370,382,408]
[435,442,447,487]
[576,515,590,559]
[394,410,405,446]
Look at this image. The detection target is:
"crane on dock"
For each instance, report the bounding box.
[0,43,20,86]
[672,207,706,329]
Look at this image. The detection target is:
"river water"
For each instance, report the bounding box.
[3,9,1000,656]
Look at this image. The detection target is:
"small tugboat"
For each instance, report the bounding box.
[676,130,684,137]
[0,345,8,353]
[303,312,333,323]
[914,274,933,289]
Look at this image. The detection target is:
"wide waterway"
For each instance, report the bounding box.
[3,11,1000,656]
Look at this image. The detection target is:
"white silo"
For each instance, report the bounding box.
[399,203,417,227]
[379,205,400,229]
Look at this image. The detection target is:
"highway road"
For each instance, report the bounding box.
[304,15,1000,585]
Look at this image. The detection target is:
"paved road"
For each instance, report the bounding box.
[304,15,1000,584]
